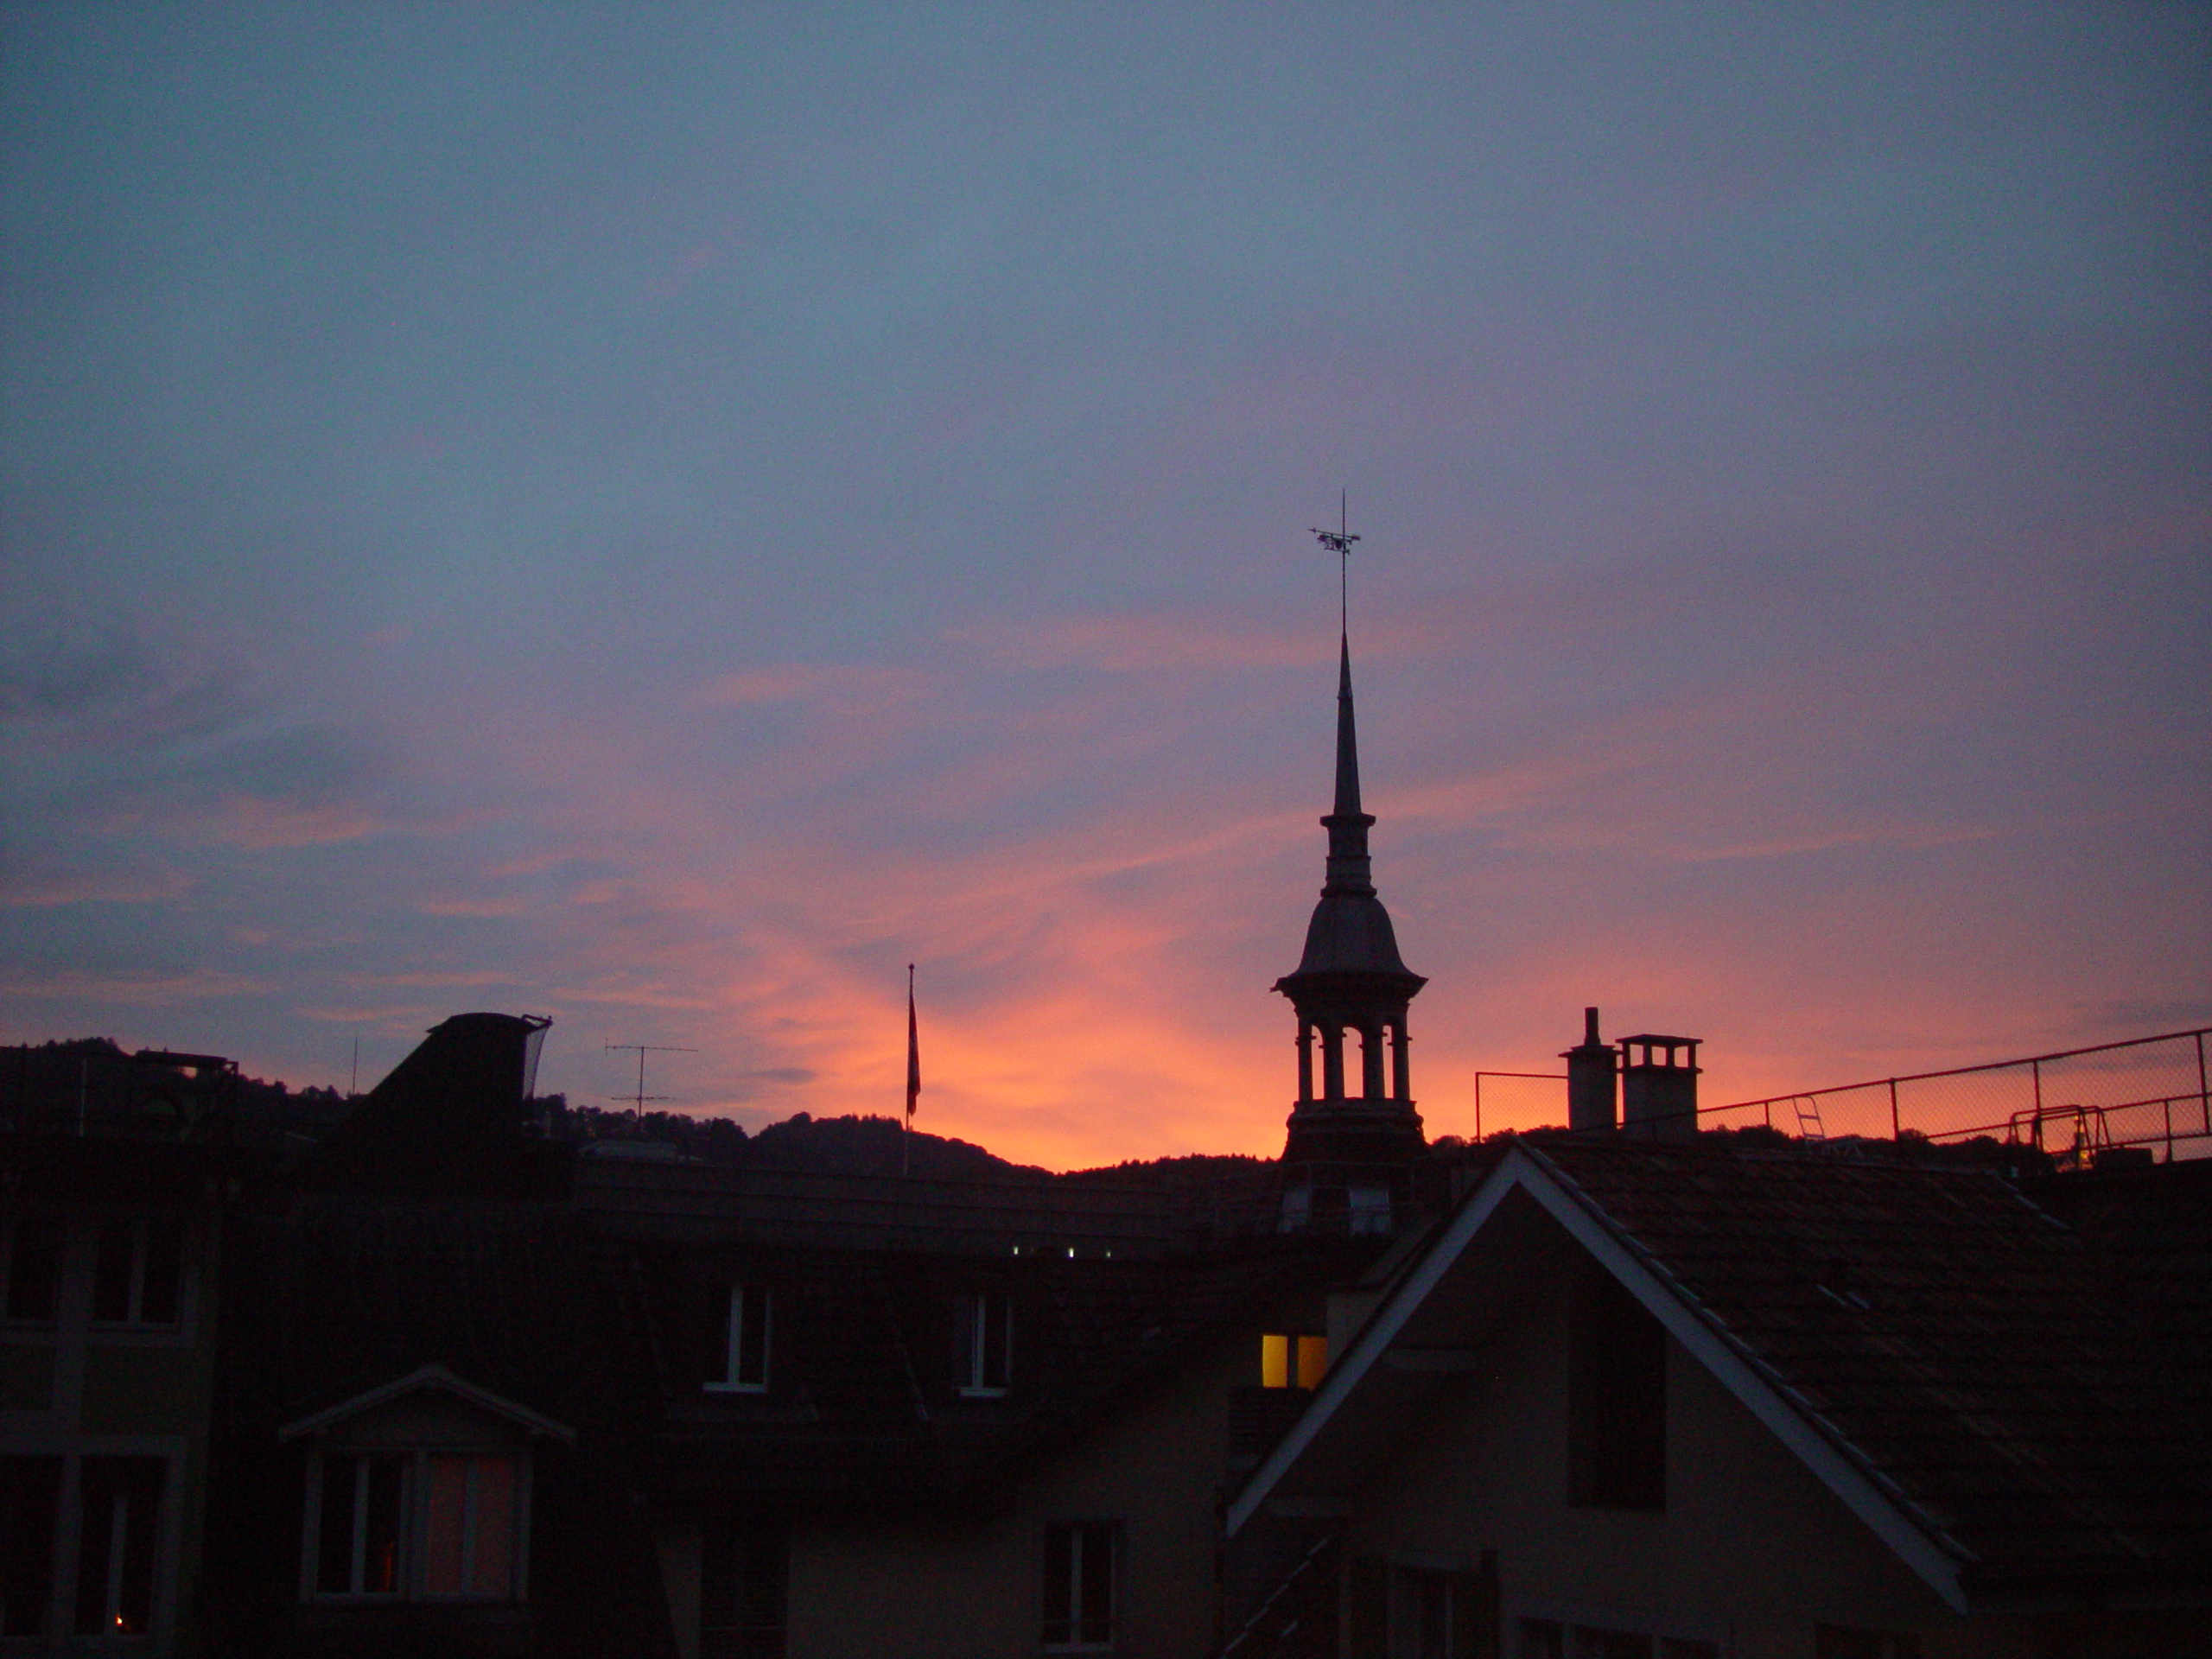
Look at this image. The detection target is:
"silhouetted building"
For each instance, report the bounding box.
[182,1012,1382,1659]
[1274,635,1428,1235]
[1227,1137,2212,1657]
[0,1129,250,1650]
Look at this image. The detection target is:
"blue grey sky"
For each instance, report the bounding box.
[3,5,2206,1165]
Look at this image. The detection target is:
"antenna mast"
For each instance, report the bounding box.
[604,1042,696,1128]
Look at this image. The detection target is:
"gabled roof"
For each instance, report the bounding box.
[1229,1137,2212,1611]
[278,1361,576,1443]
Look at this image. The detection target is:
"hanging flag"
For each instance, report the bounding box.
[905,963,921,1122]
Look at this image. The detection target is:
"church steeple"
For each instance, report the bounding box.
[1272,510,1427,1233]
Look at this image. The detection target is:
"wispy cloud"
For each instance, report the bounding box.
[696,664,934,709]
[197,796,391,849]
[340,969,521,988]
[296,1003,439,1024]
[415,895,534,918]
[549,980,721,1011]
[0,865,196,907]
[0,968,269,1007]
[950,613,1330,673]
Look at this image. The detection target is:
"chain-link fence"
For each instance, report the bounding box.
[1702,1026,2212,1162]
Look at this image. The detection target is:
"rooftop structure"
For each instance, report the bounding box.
[1273,620,1428,1234]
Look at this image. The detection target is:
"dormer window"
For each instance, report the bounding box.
[956,1292,1012,1395]
[282,1364,573,1607]
[707,1285,771,1394]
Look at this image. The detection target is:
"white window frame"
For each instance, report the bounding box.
[1389,1562,1461,1659]
[86,1216,190,1334]
[1512,1598,1729,1659]
[957,1290,1013,1397]
[0,1440,186,1648]
[300,1445,534,1605]
[704,1283,771,1394]
[1039,1519,1122,1653]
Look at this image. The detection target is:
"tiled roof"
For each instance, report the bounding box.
[221,1198,654,1437]
[1525,1138,2212,1586]
[623,1231,1354,1508]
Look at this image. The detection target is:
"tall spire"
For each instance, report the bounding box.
[1323,632,1375,896]
[1333,635,1361,818]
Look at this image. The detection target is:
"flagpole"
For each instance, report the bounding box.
[903,963,918,1179]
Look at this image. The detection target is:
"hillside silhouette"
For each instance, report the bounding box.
[6,1039,1294,1180]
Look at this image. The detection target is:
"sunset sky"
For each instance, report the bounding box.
[4,6,2207,1168]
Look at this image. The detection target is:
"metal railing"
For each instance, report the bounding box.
[1471,1071,1566,1142]
[1703,1025,2212,1163]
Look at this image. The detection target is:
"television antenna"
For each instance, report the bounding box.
[605,1043,696,1126]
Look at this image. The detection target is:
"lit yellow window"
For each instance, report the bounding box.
[1296,1335,1327,1389]
[1260,1333,1328,1389]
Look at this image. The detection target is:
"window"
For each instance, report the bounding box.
[1,1457,61,1638]
[956,1292,1012,1395]
[708,1285,771,1393]
[422,1456,518,1596]
[701,1521,787,1659]
[315,1453,404,1597]
[2,1217,60,1324]
[1395,1567,1458,1658]
[73,1457,164,1637]
[1567,1262,1665,1510]
[308,1451,524,1601]
[1041,1522,1118,1651]
[1517,1618,1716,1659]
[1259,1333,1328,1389]
[1815,1626,1922,1659]
[1347,1185,1393,1236]
[90,1219,184,1328]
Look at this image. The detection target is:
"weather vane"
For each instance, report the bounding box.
[1310,488,1359,634]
